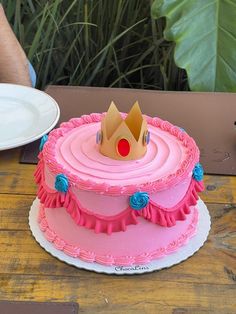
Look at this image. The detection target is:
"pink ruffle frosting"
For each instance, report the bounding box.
[38,203,199,266]
[35,155,204,234]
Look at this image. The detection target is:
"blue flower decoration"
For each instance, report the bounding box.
[179,127,186,132]
[39,135,48,151]
[55,174,69,192]
[129,192,149,210]
[193,163,204,181]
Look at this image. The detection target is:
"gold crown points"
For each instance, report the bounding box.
[96,101,150,160]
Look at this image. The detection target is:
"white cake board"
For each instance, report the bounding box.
[29,198,211,275]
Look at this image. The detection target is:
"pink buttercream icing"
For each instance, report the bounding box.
[43,165,193,215]
[38,203,199,266]
[34,113,203,235]
[41,113,199,195]
[56,123,183,185]
[34,111,204,266]
[35,157,203,234]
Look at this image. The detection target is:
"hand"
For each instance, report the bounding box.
[0,4,31,86]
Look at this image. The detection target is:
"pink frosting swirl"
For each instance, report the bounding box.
[42,113,199,195]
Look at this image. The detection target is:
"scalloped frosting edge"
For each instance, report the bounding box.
[40,113,200,195]
[35,158,204,234]
[38,204,199,266]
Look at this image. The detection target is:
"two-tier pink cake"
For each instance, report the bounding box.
[34,102,204,266]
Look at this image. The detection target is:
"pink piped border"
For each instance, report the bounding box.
[35,156,204,234]
[38,204,199,266]
[41,113,200,195]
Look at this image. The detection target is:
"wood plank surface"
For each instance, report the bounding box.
[0,149,235,314]
[0,149,36,195]
[0,274,235,314]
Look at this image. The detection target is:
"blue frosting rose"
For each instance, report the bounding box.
[179,127,185,132]
[193,163,204,181]
[129,192,149,210]
[39,134,48,151]
[55,174,69,192]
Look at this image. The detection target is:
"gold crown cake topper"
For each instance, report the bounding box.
[96,101,150,160]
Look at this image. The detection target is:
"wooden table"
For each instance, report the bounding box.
[0,148,235,313]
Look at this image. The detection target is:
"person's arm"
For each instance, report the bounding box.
[0,4,31,86]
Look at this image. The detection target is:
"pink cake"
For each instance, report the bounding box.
[34,103,204,266]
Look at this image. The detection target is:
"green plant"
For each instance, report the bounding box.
[152,0,236,92]
[2,0,188,90]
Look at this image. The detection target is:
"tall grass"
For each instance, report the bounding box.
[2,0,188,90]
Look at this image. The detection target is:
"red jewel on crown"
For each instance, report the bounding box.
[117,138,130,157]
[96,101,150,161]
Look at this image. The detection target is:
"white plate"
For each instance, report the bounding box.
[29,198,211,275]
[0,84,60,150]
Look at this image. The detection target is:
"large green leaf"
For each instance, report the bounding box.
[152,0,236,92]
